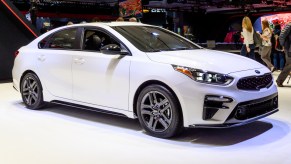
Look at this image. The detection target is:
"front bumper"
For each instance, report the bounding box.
[171,67,278,127]
[191,93,278,128]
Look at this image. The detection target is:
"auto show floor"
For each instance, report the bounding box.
[0,72,290,164]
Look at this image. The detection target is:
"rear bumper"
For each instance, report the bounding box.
[13,85,18,92]
[13,79,19,92]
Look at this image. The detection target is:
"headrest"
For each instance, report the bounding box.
[92,35,101,46]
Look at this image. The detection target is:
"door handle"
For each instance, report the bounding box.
[74,58,85,64]
[37,55,46,61]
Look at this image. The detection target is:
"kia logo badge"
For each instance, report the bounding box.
[255,70,260,74]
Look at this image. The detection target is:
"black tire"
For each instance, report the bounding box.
[137,84,183,138]
[20,73,45,110]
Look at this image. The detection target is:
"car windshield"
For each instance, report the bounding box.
[112,26,201,52]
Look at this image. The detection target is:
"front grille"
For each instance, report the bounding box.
[227,94,278,121]
[237,73,273,90]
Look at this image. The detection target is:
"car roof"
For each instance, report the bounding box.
[68,22,150,28]
[39,22,152,39]
[30,22,155,47]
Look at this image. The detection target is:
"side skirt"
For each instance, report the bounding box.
[50,100,128,118]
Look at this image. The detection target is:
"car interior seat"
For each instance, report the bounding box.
[85,34,101,51]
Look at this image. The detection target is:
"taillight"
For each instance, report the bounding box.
[14,50,19,57]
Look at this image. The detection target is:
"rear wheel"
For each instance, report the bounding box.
[21,73,45,110]
[137,85,183,138]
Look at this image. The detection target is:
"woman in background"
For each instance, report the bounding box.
[240,16,255,60]
[260,19,275,72]
[272,23,285,71]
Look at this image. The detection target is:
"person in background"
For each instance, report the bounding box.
[240,16,255,60]
[67,21,73,25]
[233,31,241,49]
[92,17,100,22]
[129,17,137,22]
[276,22,291,87]
[260,19,275,72]
[40,22,49,34]
[116,17,124,22]
[272,23,285,71]
[40,27,48,34]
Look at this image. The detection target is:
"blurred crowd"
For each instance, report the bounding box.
[239,16,291,87]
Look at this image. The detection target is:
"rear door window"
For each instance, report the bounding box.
[45,28,78,49]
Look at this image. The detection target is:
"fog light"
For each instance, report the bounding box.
[205,96,233,102]
[235,106,246,119]
[273,96,278,108]
[203,95,233,120]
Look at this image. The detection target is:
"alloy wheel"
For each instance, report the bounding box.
[140,91,172,132]
[22,76,39,106]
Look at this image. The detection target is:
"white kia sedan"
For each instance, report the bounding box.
[12,22,278,138]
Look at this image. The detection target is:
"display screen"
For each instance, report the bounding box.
[261,13,291,30]
[119,0,142,18]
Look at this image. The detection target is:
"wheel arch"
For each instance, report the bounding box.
[20,70,41,91]
[133,80,184,124]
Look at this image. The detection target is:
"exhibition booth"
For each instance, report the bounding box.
[0,0,291,163]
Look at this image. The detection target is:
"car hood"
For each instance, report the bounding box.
[146,49,265,74]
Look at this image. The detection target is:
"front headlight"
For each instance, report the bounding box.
[172,65,234,85]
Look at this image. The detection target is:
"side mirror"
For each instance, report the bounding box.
[100,44,129,55]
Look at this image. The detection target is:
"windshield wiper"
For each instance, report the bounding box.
[148,47,196,52]
[170,47,193,51]
[154,47,193,52]
[148,49,162,52]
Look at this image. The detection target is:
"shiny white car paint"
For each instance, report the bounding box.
[36,49,75,99]
[72,52,130,110]
[12,22,278,127]
[146,50,265,74]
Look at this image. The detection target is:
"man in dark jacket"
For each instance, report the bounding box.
[276,23,291,87]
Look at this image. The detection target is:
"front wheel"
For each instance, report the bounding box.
[21,73,45,110]
[137,85,183,138]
